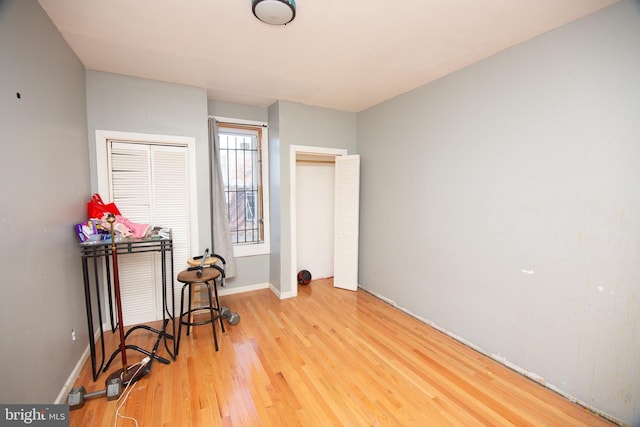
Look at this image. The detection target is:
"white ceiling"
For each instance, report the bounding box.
[38,0,619,112]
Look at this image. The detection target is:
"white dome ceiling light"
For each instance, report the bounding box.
[252,0,296,26]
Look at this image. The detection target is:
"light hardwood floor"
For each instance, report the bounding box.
[69,278,615,426]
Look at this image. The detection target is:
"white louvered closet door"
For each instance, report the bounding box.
[333,155,360,291]
[109,141,190,326]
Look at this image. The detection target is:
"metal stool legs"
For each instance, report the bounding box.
[177,280,218,353]
[212,273,226,334]
[176,269,223,355]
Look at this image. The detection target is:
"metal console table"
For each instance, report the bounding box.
[80,236,176,381]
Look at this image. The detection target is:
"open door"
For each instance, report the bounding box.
[333,155,360,291]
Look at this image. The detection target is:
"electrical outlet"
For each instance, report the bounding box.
[71,329,76,342]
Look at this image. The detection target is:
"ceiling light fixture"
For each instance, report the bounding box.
[252,0,296,25]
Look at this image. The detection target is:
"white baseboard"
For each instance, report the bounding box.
[218,282,270,296]
[278,291,297,299]
[217,281,299,301]
[55,328,101,404]
[269,282,296,299]
[221,281,294,299]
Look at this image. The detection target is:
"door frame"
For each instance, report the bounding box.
[289,145,348,298]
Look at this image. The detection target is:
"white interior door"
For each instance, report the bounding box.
[333,155,360,291]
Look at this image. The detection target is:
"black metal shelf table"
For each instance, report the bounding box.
[80,236,176,381]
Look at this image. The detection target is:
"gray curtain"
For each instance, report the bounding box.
[208,118,236,278]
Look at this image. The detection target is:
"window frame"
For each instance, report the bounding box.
[214,116,270,258]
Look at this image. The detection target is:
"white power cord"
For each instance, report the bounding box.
[114,357,150,426]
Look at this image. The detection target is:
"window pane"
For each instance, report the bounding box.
[218,127,263,245]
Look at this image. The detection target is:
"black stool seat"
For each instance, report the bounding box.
[176,266,223,354]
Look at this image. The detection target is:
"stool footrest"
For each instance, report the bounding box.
[180,307,221,326]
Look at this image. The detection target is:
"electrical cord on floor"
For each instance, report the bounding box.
[114,357,150,427]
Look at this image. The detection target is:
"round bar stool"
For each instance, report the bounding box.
[176,266,223,354]
[186,255,226,333]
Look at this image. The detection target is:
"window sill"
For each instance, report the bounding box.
[233,242,270,258]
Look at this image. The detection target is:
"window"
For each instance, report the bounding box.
[216,118,270,257]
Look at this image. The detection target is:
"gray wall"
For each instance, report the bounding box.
[0,0,89,403]
[357,1,640,424]
[207,100,270,288]
[270,101,357,295]
[208,100,268,123]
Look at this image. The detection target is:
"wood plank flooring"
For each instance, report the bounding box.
[69,278,615,426]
